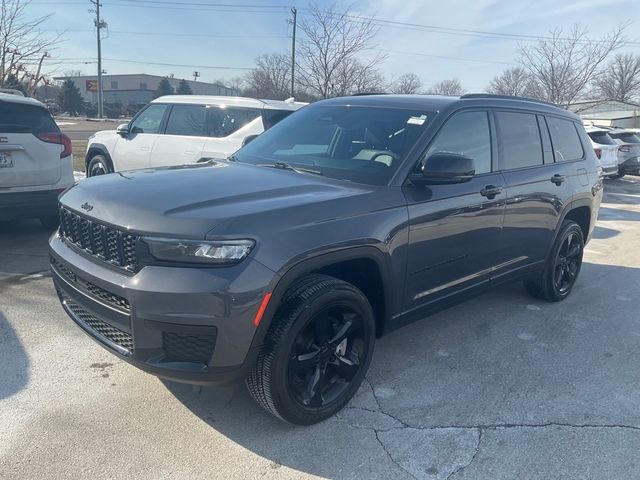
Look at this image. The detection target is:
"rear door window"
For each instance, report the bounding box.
[496,111,543,169]
[546,116,584,162]
[165,104,207,136]
[207,107,261,137]
[0,102,58,133]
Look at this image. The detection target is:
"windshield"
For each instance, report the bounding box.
[611,132,640,143]
[588,131,616,145]
[234,105,436,185]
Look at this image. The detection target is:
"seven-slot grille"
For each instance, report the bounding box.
[59,207,139,272]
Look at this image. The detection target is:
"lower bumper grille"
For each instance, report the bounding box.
[61,293,134,354]
[163,331,216,364]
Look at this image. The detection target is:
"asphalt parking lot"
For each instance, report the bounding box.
[1,176,639,480]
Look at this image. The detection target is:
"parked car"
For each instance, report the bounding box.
[85,95,306,177]
[585,126,619,178]
[0,93,73,228]
[606,128,640,177]
[51,94,602,424]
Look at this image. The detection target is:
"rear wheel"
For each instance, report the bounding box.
[524,220,584,302]
[87,155,111,177]
[246,274,375,425]
[39,215,59,230]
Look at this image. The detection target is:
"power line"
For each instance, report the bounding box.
[44,29,290,39]
[380,49,513,66]
[107,0,287,7]
[52,57,253,70]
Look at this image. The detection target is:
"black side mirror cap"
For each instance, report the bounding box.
[415,152,475,185]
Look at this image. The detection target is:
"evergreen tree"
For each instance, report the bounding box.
[2,74,26,93]
[57,79,84,115]
[153,78,174,98]
[176,79,193,95]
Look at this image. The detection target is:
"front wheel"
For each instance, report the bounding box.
[246,274,376,425]
[87,155,111,177]
[524,220,584,302]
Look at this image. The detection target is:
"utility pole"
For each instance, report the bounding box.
[290,7,296,98]
[90,0,105,118]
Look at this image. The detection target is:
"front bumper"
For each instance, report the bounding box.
[49,233,276,385]
[0,188,65,221]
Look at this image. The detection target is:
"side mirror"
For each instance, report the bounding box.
[242,134,259,147]
[116,123,130,136]
[416,152,475,185]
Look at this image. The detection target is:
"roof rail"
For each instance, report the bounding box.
[460,93,558,108]
[350,92,388,96]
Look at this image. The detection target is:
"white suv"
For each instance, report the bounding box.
[0,93,73,229]
[85,95,305,176]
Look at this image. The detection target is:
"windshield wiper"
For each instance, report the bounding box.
[258,161,322,175]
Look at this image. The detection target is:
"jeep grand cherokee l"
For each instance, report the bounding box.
[50,94,602,425]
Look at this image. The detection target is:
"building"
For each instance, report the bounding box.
[53,73,239,106]
[569,100,640,128]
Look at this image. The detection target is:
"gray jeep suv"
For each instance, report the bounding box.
[50,94,602,424]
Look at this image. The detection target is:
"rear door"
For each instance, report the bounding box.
[150,104,208,167]
[0,101,61,188]
[496,111,574,274]
[202,106,262,159]
[113,103,168,171]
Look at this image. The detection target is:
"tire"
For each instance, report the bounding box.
[246,274,376,425]
[40,215,60,230]
[87,154,111,177]
[524,220,584,302]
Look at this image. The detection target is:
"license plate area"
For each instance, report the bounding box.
[0,152,13,168]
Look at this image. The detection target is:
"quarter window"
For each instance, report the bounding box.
[165,105,207,136]
[206,107,261,137]
[130,104,168,134]
[425,111,492,174]
[496,111,543,169]
[546,117,584,161]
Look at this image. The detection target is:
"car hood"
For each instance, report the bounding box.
[60,162,374,238]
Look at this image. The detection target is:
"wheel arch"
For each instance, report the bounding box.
[85,143,115,173]
[546,199,593,259]
[258,247,394,343]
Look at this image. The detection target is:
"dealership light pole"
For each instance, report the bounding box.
[290,7,296,98]
[90,0,106,118]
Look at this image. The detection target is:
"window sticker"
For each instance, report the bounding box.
[407,114,428,125]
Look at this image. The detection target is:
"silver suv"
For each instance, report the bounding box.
[0,93,73,229]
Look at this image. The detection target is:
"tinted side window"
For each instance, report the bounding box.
[262,109,294,130]
[0,103,58,134]
[165,105,207,136]
[207,107,261,137]
[546,117,584,161]
[496,111,542,169]
[426,111,492,174]
[131,104,168,134]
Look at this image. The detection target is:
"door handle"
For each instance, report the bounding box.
[550,174,566,185]
[480,185,503,199]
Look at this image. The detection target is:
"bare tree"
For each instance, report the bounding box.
[244,53,291,100]
[426,78,465,96]
[297,3,386,98]
[518,24,627,107]
[486,67,543,99]
[0,0,62,95]
[593,53,640,102]
[332,58,386,96]
[391,73,422,94]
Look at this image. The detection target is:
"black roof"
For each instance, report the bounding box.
[315,93,579,121]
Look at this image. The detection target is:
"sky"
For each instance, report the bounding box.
[27,0,640,92]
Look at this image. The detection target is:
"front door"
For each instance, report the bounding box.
[114,103,169,171]
[403,110,506,312]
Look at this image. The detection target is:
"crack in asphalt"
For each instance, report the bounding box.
[445,428,482,480]
[354,377,640,479]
